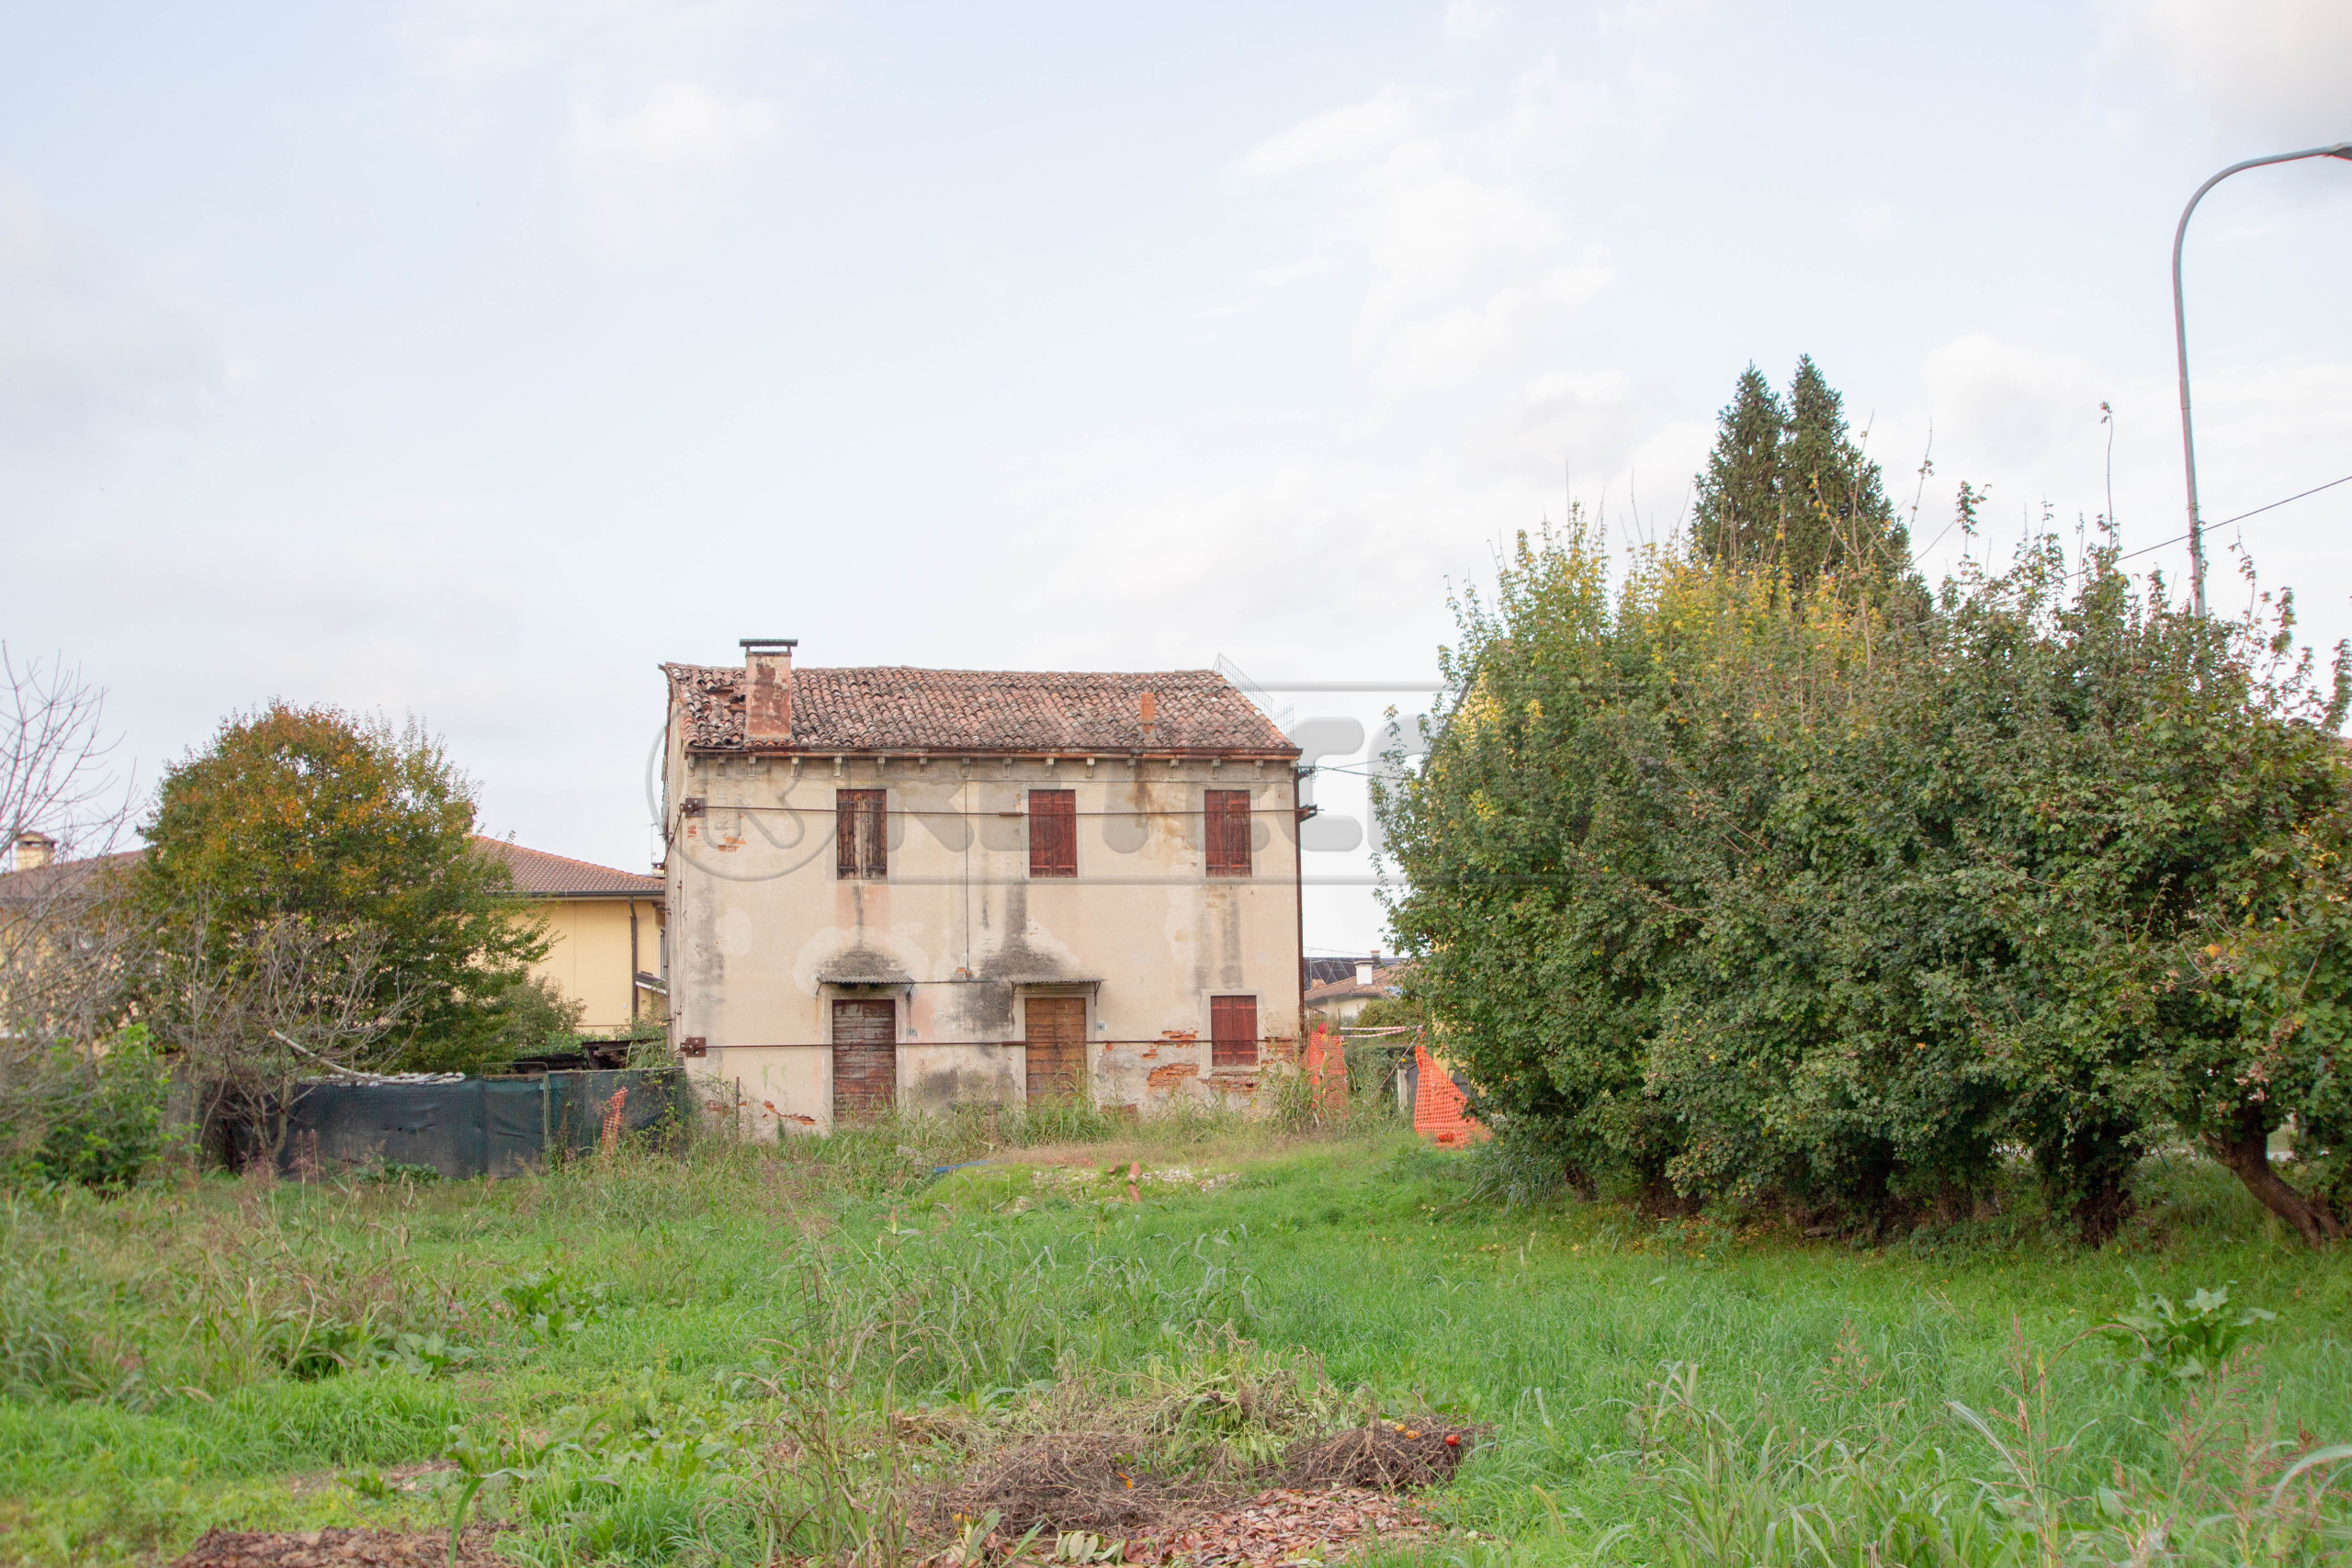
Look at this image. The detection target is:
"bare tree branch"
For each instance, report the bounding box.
[0,649,149,1173]
[160,912,423,1168]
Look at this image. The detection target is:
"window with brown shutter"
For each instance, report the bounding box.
[1204,789,1252,877]
[1029,788,1076,877]
[836,789,887,879]
[1210,995,1258,1068]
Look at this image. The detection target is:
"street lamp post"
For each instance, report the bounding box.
[2172,142,2352,618]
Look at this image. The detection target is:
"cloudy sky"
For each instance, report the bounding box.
[4,0,2349,953]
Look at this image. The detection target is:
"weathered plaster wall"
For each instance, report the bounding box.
[900,1043,1025,1114]
[700,1044,826,1137]
[665,744,1300,1131]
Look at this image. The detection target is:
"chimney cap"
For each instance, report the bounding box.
[740,638,798,649]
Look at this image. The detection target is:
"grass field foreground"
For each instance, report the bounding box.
[4,1112,2350,1566]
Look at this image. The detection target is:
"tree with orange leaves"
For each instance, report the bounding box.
[136,703,549,1076]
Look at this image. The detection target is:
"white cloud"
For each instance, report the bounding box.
[2099,0,2352,143]
[1901,335,2352,617]
[406,0,776,92]
[1598,0,1709,36]
[1443,0,1505,42]
[568,81,779,259]
[1367,244,1615,391]
[1920,333,2112,475]
[571,80,777,175]
[1235,58,1616,390]
[0,186,227,446]
[1234,89,1426,177]
[1500,369,1710,536]
[1852,201,1898,238]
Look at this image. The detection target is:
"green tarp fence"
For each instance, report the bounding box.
[280,1069,690,1179]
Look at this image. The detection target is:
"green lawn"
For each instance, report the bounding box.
[4,1121,2347,1566]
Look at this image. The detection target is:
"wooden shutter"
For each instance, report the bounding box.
[1029,789,1076,877]
[1210,995,1258,1068]
[831,999,897,1120]
[1204,789,1251,877]
[1023,996,1087,1101]
[836,789,887,879]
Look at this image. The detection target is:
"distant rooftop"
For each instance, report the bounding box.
[1,840,659,903]
[471,838,662,898]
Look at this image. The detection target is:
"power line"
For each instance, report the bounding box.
[2105,470,2352,565]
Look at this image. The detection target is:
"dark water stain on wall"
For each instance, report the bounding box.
[907,1057,1020,1112]
[1211,886,1245,990]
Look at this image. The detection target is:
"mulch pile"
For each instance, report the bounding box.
[935,1432,1218,1536]
[170,1527,514,1567]
[1130,1484,1434,1566]
[929,1418,1477,1562]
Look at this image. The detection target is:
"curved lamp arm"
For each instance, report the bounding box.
[2174,142,2352,617]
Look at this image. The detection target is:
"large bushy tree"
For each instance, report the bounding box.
[137,704,549,1074]
[1380,364,2352,1245]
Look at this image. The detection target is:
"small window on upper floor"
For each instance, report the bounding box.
[1029,788,1076,877]
[836,789,888,879]
[1204,788,1251,877]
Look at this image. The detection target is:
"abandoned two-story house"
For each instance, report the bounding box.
[660,642,1305,1132]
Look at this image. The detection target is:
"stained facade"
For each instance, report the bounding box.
[660,643,1305,1134]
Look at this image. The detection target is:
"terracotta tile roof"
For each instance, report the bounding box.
[472,838,663,898]
[0,849,141,908]
[662,664,1298,756]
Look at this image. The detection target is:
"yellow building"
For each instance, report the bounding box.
[474,840,666,1035]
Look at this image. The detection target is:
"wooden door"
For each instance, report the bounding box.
[831,999,897,1121]
[1024,997,1087,1103]
[1210,995,1258,1068]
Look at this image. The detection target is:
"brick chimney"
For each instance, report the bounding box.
[741,638,797,747]
[12,830,55,871]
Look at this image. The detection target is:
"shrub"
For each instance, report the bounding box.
[0,1025,172,1190]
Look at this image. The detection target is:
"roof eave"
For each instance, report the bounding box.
[494,886,665,901]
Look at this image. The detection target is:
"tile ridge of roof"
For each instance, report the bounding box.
[664,662,1226,677]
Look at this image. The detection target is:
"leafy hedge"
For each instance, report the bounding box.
[1379,523,2352,1246]
[0,1025,172,1190]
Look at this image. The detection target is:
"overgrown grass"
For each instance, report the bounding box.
[4,1122,2348,1566]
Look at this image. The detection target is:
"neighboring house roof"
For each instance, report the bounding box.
[3,841,660,906]
[662,664,1299,757]
[0,849,140,909]
[471,838,663,899]
[1304,962,1413,1008]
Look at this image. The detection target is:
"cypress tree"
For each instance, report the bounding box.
[1781,355,1906,589]
[1692,365,1784,570]
[1692,356,1913,599]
